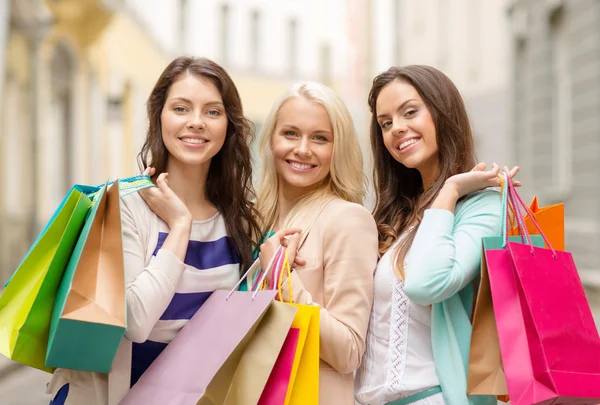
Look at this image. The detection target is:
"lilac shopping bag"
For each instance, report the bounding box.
[487,172,600,405]
[121,249,284,405]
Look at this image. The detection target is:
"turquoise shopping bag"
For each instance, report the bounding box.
[46,177,150,373]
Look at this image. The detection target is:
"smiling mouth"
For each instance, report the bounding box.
[286,160,316,171]
[180,137,207,145]
[397,137,420,151]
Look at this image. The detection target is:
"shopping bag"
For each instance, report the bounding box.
[0,176,152,372]
[257,327,300,405]
[488,172,600,405]
[223,299,297,405]
[121,250,284,405]
[508,196,564,250]
[468,236,543,399]
[0,185,93,371]
[261,250,320,405]
[46,180,125,373]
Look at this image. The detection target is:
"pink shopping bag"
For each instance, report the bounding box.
[487,172,600,405]
[258,328,300,405]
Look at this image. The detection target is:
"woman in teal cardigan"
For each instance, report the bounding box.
[355,65,520,405]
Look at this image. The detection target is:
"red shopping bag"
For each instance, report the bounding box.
[487,172,600,405]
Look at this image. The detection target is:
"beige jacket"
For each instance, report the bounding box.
[280,197,378,405]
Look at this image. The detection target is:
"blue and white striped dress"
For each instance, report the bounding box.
[130,212,240,386]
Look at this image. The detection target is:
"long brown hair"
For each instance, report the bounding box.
[138,56,261,267]
[368,65,477,278]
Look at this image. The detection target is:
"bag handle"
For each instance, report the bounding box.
[504,170,557,258]
[88,174,155,201]
[500,173,527,246]
[228,245,284,300]
[275,251,294,303]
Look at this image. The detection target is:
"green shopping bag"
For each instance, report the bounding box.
[0,185,95,372]
[46,179,130,373]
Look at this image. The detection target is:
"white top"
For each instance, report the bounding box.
[355,240,443,405]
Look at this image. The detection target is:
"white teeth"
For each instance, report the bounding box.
[289,161,313,170]
[181,138,205,144]
[399,138,419,150]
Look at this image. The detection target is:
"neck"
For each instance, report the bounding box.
[275,181,318,229]
[418,160,440,190]
[164,158,210,208]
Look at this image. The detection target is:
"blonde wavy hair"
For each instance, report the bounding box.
[256,82,365,232]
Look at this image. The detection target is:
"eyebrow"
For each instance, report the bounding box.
[376,99,417,120]
[281,125,332,135]
[168,97,224,106]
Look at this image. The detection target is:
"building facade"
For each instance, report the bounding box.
[507,0,600,317]
[0,0,171,285]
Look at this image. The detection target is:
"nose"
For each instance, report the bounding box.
[391,117,407,137]
[187,113,206,130]
[294,136,312,158]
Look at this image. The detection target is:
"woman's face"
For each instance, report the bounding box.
[376,79,439,177]
[270,97,334,196]
[160,73,228,170]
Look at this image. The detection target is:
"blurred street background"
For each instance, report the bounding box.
[2,0,600,403]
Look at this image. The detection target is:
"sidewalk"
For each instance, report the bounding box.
[0,356,50,405]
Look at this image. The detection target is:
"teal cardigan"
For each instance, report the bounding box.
[403,189,501,405]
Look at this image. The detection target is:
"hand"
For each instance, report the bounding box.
[443,163,521,200]
[259,228,306,285]
[138,167,192,230]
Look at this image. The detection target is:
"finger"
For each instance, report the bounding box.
[513,181,522,187]
[156,173,170,193]
[294,256,307,267]
[490,162,500,176]
[274,228,302,242]
[471,162,486,172]
[286,233,301,255]
[509,166,520,178]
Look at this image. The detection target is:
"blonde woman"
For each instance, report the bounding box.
[251,82,378,404]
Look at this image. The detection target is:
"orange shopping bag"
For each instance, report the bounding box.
[508,196,564,250]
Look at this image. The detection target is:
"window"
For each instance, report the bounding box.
[437,0,448,69]
[467,0,481,79]
[250,10,261,70]
[50,42,74,195]
[393,0,402,64]
[319,44,332,86]
[220,4,230,65]
[288,18,298,76]
[549,7,571,193]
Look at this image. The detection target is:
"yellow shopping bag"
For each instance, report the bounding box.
[275,251,320,405]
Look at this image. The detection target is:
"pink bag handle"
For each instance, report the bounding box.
[502,172,530,247]
[227,245,284,300]
[500,173,528,246]
[504,169,557,258]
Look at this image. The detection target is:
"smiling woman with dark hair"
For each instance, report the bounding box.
[46,56,261,405]
[355,65,520,405]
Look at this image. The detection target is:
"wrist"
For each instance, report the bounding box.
[170,217,192,232]
[441,182,461,200]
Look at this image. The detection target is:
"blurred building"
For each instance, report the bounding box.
[369,0,514,169]
[0,0,171,283]
[507,0,600,316]
[164,0,375,185]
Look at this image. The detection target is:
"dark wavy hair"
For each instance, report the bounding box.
[138,56,261,267]
[368,65,477,277]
